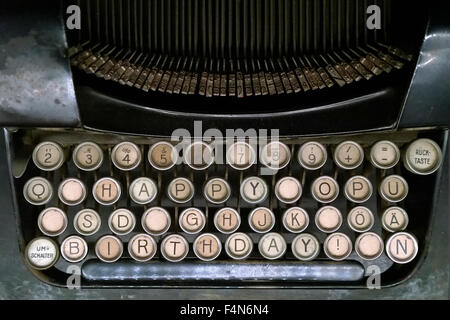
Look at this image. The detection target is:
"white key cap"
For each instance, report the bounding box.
[204,178,231,204]
[324,233,353,261]
[370,140,400,169]
[248,207,275,233]
[129,177,158,205]
[334,141,364,170]
[148,141,177,170]
[95,235,123,263]
[23,177,53,205]
[214,208,241,234]
[141,207,171,236]
[347,206,374,232]
[226,141,256,170]
[379,175,408,202]
[73,209,101,236]
[108,208,136,235]
[179,208,206,234]
[258,233,287,260]
[193,233,222,261]
[260,141,291,170]
[72,142,104,171]
[92,177,121,205]
[225,232,253,260]
[111,141,142,171]
[58,178,87,206]
[128,234,157,262]
[298,141,328,170]
[315,206,343,233]
[240,176,269,204]
[167,177,194,203]
[274,177,302,204]
[37,207,68,237]
[282,207,309,233]
[32,141,65,171]
[60,235,88,263]
[386,232,418,264]
[381,207,409,232]
[161,234,189,262]
[404,138,443,175]
[184,141,214,170]
[291,233,320,261]
[344,176,373,203]
[355,232,384,260]
[311,176,339,203]
[25,237,59,270]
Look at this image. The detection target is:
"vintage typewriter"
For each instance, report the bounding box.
[1,0,449,290]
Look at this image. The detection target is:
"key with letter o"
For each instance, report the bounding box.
[311,176,339,203]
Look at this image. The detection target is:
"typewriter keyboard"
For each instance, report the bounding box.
[12,129,444,286]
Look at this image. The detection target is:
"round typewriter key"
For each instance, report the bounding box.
[225,232,253,260]
[25,237,59,270]
[95,235,123,263]
[193,233,222,261]
[93,177,121,205]
[74,209,101,236]
[204,178,231,204]
[355,232,384,260]
[381,207,409,232]
[282,207,309,233]
[60,235,88,263]
[370,140,400,169]
[32,141,64,171]
[167,177,194,203]
[161,234,189,262]
[142,207,171,236]
[344,176,373,203]
[111,141,142,171]
[214,208,241,234]
[298,141,328,170]
[129,177,157,205]
[128,233,157,262]
[108,208,136,235]
[72,142,104,171]
[260,141,291,170]
[404,138,442,175]
[315,206,343,233]
[311,176,339,203]
[386,232,418,264]
[240,176,268,204]
[324,233,353,261]
[379,175,408,202]
[347,206,374,233]
[334,141,364,170]
[274,177,302,204]
[291,233,320,261]
[258,233,287,260]
[148,141,177,170]
[58,178,86,206]
[248,207,275,233]
[23,177,53,205]
[226,141,256,170]
[179,208,206,234]
[37,207,68,237]
[184,141,214,170]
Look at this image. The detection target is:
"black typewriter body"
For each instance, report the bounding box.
[0,0,449,299]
